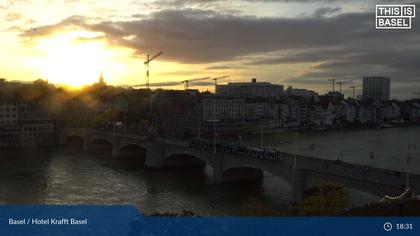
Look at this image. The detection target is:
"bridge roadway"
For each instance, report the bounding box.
[60,128,420,201]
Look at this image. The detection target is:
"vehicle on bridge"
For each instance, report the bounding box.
[189,138,283,161]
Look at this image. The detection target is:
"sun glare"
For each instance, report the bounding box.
[33,31,114,87]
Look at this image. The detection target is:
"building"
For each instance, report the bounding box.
[0,102,18,126]
[323,91,344,101]
[18,102,51,122]
[373,100,401,122]
[95,95,129,114]
[408,102,420,122]
[363,76,390,100]
[342,100,358,123]
[17,102,55,146]
[98,71,106,86]
[277,98,311,127]
[286,87,319,101]
[0,101,55,146]
[201,95,280,132]
[355,101,376,123]
[216,78,284,99]
[152,90,200,139]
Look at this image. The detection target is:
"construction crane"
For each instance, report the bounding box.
[413,92,420,99]
[328,78,336,92]
[336,81,346,94]
[144,51,163,89]
[350,85,362,99]
[212,75,230,87]
[181,77,211,90]
[181,80,190,90]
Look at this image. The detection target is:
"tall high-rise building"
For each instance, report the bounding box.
[362,76,390,100]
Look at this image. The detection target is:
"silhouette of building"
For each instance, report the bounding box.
[98,71,106,85]
[152,90,200,138]
[216,78,283,99]
[286,86,319,101]
[363,76,390,100]
[0,102,17,126]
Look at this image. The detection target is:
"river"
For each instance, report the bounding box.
[1,127,418,215]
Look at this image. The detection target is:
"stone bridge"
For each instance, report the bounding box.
[60,128,420,201]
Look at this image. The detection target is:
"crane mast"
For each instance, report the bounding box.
[144,51,163,89]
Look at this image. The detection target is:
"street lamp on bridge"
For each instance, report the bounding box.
[206,119,220,154]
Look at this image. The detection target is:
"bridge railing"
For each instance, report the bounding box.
[88,129,147,140]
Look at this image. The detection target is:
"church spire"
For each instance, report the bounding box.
[99,70,105,85]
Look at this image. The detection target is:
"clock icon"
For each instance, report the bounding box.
[384,222,393,232]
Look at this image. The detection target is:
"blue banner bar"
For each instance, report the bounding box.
[0,205,419,236]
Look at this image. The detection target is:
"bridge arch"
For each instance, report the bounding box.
[118,144,147,158]
[222,166,264,183]
[66,135,85,145]
[86,138,114,149]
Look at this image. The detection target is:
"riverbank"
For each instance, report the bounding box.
[263,122,420,134]
[342,198,420,216]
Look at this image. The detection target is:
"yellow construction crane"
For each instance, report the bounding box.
[212,75,230,87]
[181,77,211,90]
[144,51,163,89]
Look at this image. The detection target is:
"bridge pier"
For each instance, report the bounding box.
[212,155,224,184]
[292,170,306,202]
[58,132,68,146]
[112,136,120,158]
[145,141,166,168]
[83,136,89,151]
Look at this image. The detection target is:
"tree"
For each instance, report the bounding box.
[297,179,348,216]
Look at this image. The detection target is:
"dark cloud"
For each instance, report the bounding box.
[21,15,88,38]
[263,0,343,1]
[23,9,382,63]
[20,5,420,97]
[155,0,346,6]
[312,6,341,17]
[85,9,385,64]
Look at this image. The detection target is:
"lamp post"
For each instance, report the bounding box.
[406,143,412,190]
[292,129,298,186]
[206,119,220,154]
[260,122,264,147]
[198,118,201,139]
[124,106,127,133]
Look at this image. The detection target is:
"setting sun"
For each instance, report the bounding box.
[30,31,115,87]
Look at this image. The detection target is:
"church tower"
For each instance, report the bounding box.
[99,71,105,85]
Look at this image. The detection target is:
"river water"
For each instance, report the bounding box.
[1,127,419,215]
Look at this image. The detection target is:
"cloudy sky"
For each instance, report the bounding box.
[1,0,419,99]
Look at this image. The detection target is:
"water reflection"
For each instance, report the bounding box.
[0,145,291,215]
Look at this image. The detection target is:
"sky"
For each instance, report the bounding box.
[0,0,419,99]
